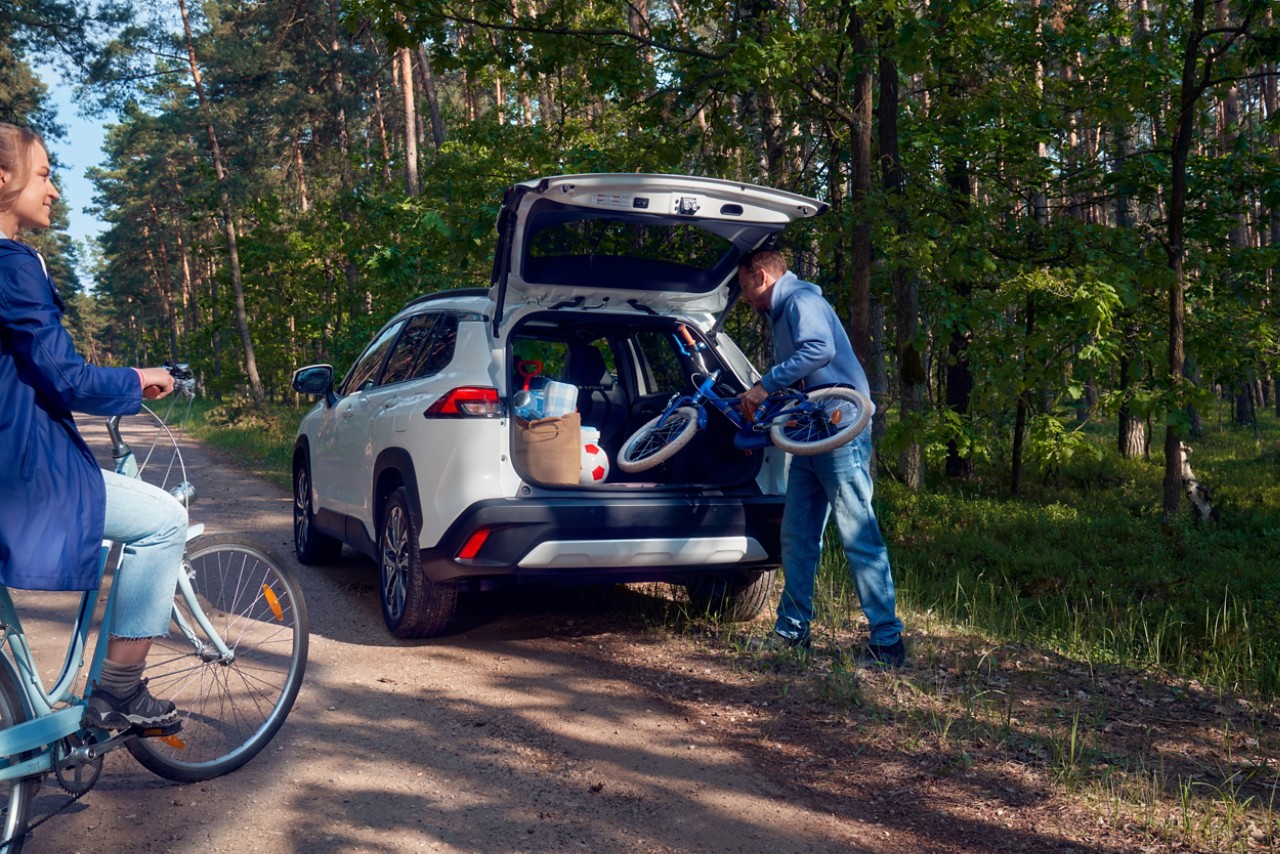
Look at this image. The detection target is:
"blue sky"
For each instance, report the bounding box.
[37,64,110,253]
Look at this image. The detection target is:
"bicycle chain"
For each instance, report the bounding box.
[9,727,124,845]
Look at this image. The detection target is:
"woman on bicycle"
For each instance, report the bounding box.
[0,122,183,732]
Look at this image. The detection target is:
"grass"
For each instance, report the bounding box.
[879,408,1280,698]
[185,397,305,491]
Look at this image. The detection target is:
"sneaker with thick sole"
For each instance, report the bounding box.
[854,638,906,669]
[84,679,180,732]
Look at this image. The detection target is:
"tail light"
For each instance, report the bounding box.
[424,387,502,418]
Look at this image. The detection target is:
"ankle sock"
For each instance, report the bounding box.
[98,660,145,696]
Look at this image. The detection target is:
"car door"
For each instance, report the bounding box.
[312,319,405,521]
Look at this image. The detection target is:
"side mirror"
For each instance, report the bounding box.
[292,365,336,407]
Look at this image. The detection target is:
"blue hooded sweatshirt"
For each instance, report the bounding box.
[0,239,141,590]
[759,271,873,413]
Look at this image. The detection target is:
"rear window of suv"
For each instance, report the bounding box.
[528,217,729,269]
[520,199,735,293]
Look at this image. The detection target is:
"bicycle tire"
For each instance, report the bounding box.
[127,535,309,782]
[769,387,872,455]
[616,406,700,472]
[0,659,35,854]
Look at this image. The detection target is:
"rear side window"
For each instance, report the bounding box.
[380,313,462,386]
[412,315,459,378]
[381,314,437,385]
[341,320,405,394]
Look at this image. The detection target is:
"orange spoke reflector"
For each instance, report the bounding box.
[160,735,186,749]
[263,584,284,621]
[830,410,843,425]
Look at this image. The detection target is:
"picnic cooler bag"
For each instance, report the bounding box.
[514,411,582,485]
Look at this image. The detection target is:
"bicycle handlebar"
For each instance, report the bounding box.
[107,362,195,456]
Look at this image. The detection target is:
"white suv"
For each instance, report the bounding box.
[291,173,828,637]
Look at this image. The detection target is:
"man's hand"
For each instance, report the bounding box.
[135,366,176,400]
[738,382,768,422]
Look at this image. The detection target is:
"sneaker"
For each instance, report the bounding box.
[84,679,180,731]
[855,638,906,669]
[746,631,812,653]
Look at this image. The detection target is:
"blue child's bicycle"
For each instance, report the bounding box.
[0,364,308,852]
[616,367,873,473]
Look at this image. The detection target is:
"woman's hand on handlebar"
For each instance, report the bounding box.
[134,366,176,400]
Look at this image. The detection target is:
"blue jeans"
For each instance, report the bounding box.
[101,469,187,638]
[775,431,903,646]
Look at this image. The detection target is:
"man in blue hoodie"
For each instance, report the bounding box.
[738,248,905,667]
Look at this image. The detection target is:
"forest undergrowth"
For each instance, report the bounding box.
[195,399,1280,851]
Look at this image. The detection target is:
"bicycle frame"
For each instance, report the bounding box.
[0,408,235,785]
[659,370,808,453]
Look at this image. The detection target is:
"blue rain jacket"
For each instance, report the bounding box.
[0,239,141,590]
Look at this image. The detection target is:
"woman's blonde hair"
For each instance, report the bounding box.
[0,122,46,215]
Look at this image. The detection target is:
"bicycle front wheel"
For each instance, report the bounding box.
[616,406,700,472]
[128,535,309,782]
[0,660,35,854]
[769,387,872,455]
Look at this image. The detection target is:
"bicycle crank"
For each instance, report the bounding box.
[53,733,105,795]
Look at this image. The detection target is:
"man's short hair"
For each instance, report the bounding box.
[738,248,787,277]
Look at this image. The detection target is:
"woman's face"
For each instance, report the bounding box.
[0,143,59,235]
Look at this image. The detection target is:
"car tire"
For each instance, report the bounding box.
[378,486,458,638]
[294,456,343,565]
[684,569,777,622]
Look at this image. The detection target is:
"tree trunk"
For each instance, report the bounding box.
[1163,0,1211,522]
[416,47,445,151]
[869,297,888,451]
[879,15,923,490]
[847,11,873,366]
[1011,296,1035,495]
[397,46,420,196]
[944,158,975,481]
[176,0,265,408]
[147,205,180,361]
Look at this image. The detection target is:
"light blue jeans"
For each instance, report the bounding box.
[101,469,187,638]
[775,430,903,646]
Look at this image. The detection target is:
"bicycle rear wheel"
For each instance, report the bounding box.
[769,387,872,455]
[0,660,35,854]
[128,535,309,782]
[616,406,700,472]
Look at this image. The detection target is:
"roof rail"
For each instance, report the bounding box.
[401,287,490,310]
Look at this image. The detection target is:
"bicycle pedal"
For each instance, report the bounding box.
[131,720,183,739]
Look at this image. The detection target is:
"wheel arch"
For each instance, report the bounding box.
[292,436,311,473]
[373,447,421,534]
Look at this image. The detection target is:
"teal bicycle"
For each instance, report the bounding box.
[0,365,309,852]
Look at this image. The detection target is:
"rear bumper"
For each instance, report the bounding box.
[417,492,784,587]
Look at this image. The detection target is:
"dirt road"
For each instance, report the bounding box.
[14,421,876,854]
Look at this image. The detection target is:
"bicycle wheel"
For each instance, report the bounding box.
[0,660,35,854]
[128,535,309,782]
[769,387,872,455]
[616,406,700,472]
